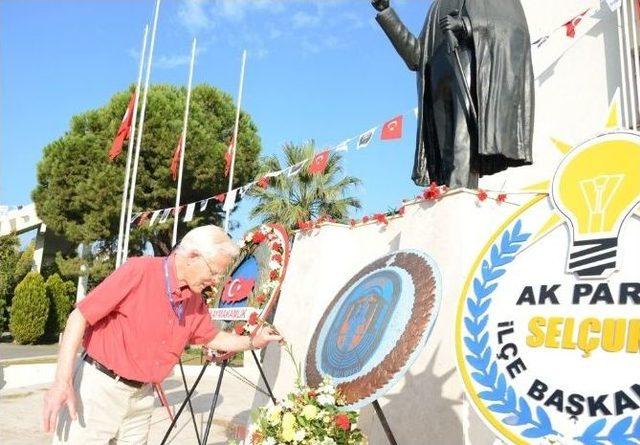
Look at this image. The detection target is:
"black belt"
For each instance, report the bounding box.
[83,355,145,389]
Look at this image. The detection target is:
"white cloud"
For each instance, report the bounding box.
[291,11,321,29]
[176,0,362,59]
[155,54,192,69]
[154,47,206,69]
[178,0,213,33]
[213,0,285,22]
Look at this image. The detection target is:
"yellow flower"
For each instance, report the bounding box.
[281,427,295,442]
[268,407,282,426]
[281,412,297,442]
[301,404,319,420]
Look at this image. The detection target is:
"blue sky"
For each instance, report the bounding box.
[1,0,430,240]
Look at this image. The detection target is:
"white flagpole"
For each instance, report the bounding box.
[172,38,197,247]
[632,0,640,130]
[224,50,247,233]
[116,25,149,268]
[616,7,630,127]
[123,0,161,261]
[622,0,637,129]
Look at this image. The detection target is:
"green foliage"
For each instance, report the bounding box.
[32,83,261,285]
[44,273,76,338]
[9,272,49,344]
[13,241,35,284]
[249,141,361,232]
[0,235,25,331]
[55,251,113,291]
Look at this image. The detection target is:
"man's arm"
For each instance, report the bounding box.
[42,309,87,433]
[206,325,282,352]
[375,6,423,71]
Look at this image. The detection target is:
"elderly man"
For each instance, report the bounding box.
[43,225,282,444]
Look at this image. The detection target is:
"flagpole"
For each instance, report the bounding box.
[622,0,637,129]
[172,38,197,247]
[224,50,247,233]
[116,25,149,268]
[123,0,161,261]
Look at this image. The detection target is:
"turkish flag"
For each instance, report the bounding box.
[108,92,136,161]
[308,150,330,174]
[564,9,588,38]
[136,211,150,226]
[170,135,183,181]
[225,136,235,177]
[221,277,255,303]
[380,115,403,140]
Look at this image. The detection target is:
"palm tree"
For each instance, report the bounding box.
[249,141,362,231]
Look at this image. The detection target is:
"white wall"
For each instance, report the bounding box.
[258,191,521,444]
[251,2,637,444]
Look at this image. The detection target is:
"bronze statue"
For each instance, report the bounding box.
[372,0,534,189]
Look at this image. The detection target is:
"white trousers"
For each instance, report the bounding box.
[52,358,155,445]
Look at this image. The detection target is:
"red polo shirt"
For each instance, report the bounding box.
[77,255,218,383]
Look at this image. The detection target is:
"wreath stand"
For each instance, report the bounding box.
[372,399,399,445]
[160,350,276,445]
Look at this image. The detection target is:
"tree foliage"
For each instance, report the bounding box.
[33,84,261,283]
[249,141,361,232]
[0,234,21,330]
[44,273,76,338]
[10,272,49,344]
[12,241,35,284]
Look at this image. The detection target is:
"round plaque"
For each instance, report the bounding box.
[305,249,442,410]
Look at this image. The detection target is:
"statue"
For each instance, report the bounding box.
[371,0,535,189]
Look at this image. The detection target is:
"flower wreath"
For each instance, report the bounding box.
[204,224,289,360]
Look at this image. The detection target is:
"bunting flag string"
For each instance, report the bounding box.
[529,0,613,54]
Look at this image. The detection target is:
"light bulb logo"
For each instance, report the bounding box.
[551,131,640,279]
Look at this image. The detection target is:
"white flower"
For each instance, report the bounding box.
[263,438,277,445]
[281,398,294,409]
[320,438,337,445]
[269,260,281,270]
[244,233,253,244]
[294,430,306,442]
[316,394,335,406]
[317,383,335,395]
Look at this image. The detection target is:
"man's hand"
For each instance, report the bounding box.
[439,14,466,36]
[43,381,77,433]
[371,0,389,12]
[250,325,283,349]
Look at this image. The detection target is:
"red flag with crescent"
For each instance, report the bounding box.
[308,150,330,174]
[170,135,183,181]
[221,277,255,303]
[380,115,403,140]
[108,92,136,161]
[563,9,589,38]
[225,136,235,177]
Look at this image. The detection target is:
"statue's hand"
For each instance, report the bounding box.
[371,0,389,12]
[439,14,466,37]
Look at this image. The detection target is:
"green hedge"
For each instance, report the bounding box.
[9,272,49,344]
[45,273,76,338]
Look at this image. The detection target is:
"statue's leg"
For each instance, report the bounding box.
[449,47,478,189]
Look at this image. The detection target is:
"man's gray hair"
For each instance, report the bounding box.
[176,225,239,259]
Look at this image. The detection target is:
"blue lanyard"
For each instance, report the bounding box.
[163,258,184,322]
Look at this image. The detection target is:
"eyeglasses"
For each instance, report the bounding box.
[198,255,225,282]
